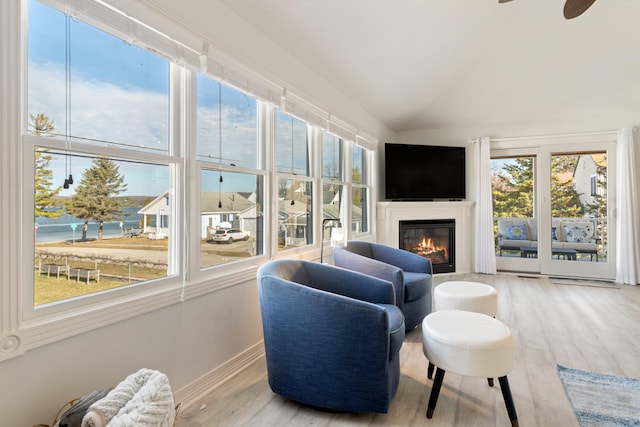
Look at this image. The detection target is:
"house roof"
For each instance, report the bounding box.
[143,0,640,132]
[201,192,254,214]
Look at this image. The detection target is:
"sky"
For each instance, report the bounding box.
[27,0,263,197]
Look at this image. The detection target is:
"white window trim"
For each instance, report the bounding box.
[0,0,379,363]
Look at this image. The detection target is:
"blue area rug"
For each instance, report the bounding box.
[558,364,640,426]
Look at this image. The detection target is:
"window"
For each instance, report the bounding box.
[276,110,309,175]
[200,169,264,268]
[196,74,258,168]
[351,144,370,234]
[276,111,313,250]
[9,0,378,358]
[277,178,313,249]
[28,1,170,153]
[196,74,264,267]
[322,133,342,181]
[320,132,344,238]
[27,0,175,308]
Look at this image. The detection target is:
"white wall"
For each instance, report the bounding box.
[1,279,263,425]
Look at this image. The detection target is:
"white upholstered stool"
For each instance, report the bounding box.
[422,310,518,427]
[434,280,498,317]
[428,280,499,380]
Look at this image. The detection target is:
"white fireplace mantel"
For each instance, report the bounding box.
[376,201,475,274]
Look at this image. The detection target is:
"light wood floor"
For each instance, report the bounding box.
[176,273,640,426]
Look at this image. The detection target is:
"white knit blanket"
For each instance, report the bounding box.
[81,368,175,427]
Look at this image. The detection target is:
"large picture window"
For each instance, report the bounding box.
[13,0,377,353]
[27,0,174,308]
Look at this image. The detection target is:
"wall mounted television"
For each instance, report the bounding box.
[384,143,466,201]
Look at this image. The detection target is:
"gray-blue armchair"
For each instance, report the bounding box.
[257,259,405,413]
[333,241,433,330]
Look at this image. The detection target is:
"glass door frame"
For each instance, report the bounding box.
[493,147,540,274]
[539,141,616,279]
[492,135,616,280]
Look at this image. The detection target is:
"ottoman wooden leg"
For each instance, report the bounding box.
[488,378,494,387]
[426,368,446,418]
[498,376,519,427]
[427,361,434,379]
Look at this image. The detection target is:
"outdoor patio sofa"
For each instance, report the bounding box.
[497,217,599,260]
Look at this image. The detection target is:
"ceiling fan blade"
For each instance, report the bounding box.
[498,0,514,3]
[564,0,596,19]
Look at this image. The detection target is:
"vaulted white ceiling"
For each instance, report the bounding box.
[143,0,640,132]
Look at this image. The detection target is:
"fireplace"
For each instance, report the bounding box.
[399,219,455,274]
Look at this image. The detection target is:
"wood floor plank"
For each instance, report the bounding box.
[176,273,640,427]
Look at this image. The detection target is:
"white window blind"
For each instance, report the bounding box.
[281,89,329,129]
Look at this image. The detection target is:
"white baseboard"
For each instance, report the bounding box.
[173,340,265,411]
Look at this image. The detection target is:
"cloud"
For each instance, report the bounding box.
[196,105,258,167]
[29,62,170,196]
[29,62,169,151]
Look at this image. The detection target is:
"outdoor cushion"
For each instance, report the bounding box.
[563,224,593,243]
[505,224,527,240]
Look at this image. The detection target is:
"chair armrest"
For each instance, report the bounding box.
[371,243,432,274]
[303,261,396,305]
[333,247,404,304]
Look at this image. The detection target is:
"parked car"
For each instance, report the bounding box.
[212,228,248,243]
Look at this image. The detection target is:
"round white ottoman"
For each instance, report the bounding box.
[422,310,518,427]
[434,280,498,317]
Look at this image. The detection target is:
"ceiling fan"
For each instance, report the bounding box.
[498,0,597,19]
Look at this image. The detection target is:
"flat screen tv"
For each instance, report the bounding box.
[385,143,466,201]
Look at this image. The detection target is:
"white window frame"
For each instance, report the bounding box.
[0,0,379,363]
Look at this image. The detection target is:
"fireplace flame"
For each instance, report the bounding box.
[415,236,447,259]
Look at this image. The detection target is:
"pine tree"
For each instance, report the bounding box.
[29,113,63,219]
[492,155,584,219]
[551,155,583,217]
[66,156,128,240]
[492,157,534,219]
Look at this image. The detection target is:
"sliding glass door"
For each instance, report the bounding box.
[492,138,616,280]
[541,146,615,279]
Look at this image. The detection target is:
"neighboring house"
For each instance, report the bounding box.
[139,191,259,240]
[278,199,311,247]
[201,192,258,240]
[138,193,170,239]
[574,154,607,208]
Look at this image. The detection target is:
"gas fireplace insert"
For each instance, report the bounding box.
[399,219,455,274]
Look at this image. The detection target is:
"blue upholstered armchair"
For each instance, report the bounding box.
[333,241,433,331]
[257,259,405,413]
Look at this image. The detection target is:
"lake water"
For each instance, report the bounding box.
[34,207,143,243]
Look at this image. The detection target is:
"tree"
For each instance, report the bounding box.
[29,113,63,219]
[492,157,534,219]
[66,156,128,240]
[492,155,584,219]
[352,167,363,207]
[550,155,583,218]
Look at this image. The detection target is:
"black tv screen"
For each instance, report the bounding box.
[385,143,466,201]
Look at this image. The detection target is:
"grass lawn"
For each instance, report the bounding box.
[34,236,168,305]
